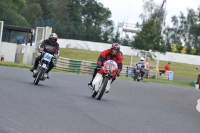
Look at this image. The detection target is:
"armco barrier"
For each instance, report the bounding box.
[68,60,81,73]
[55,57,70,71]
[90,62,97,74]
[56,57,128,76]
[80,61,92,74]
[55,57,172,80]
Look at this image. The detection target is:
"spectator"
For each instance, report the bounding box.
[1,55,4,61]
[165,62,170,71]
[17,36,24,45]
[28,36,31,43]
[145,58,150,69]
[195,66,200,84]
[158,62,170,76]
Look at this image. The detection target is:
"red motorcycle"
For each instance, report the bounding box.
[91,60,118,100]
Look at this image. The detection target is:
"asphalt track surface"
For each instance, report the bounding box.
[0,66,200,133]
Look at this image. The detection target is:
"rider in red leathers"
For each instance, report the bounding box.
[88,43,123,90]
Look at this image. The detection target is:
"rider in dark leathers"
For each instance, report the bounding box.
[30,33,60,78]
[133,57,145,80]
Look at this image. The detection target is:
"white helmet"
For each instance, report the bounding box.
[140,57,144,63]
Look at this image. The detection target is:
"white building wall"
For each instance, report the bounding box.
[0,42,17,62]
[23,45,34,65]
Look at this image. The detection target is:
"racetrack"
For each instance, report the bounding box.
[0,66,200,133]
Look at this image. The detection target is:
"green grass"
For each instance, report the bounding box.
[60,48,198,79]
[142,78,194,87]
[118,76,194,87]
[0,48,197,88]
[60,48,140,64]
[0,61,32,68]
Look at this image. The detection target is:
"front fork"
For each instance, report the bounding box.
[92,73,112,92]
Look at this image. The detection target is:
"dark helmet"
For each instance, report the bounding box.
[111,43,120,51]
[49,33,58,43]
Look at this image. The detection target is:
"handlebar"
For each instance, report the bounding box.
[41,51,57,59]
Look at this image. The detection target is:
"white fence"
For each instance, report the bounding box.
[57,39,199,65]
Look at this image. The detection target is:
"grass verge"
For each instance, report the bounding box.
[59,48,198,79]
[118,76,194,88]
[0,61,193,88]
[19,48,198,79]
[0,47,196,88]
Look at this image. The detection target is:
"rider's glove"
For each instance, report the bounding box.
[39,48,44,52]
[54,54,59,59]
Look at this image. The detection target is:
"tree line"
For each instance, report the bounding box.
[132,0,200,54]
[0,0,122,43]
[0,0,200,54]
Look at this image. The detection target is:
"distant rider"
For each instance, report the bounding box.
[195,66,200,84]
[133,57,145,79]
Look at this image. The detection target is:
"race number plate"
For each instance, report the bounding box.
[43,53,53,62]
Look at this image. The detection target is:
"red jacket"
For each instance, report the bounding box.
[97,49,123,72]
[165,64,170,71]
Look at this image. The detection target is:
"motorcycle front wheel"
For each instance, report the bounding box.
[134,72,138,81]
[96,76,109,100]
[34,67,45,85]
[92,91,98,98]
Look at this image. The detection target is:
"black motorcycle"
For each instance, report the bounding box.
[133,64,143,81]
[33,52,54,85]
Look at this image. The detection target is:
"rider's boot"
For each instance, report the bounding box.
[88,81,94,90]
[30,67,34,72]
[44,73,49,79]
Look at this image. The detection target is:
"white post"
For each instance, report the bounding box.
[0,21,4,46]
[161,0,167,36]
[144,51,147,64]
[130,49,133,66]
[155,52,160,78]
[156,0,167,79]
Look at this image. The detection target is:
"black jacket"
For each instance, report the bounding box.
[39,39,60,55]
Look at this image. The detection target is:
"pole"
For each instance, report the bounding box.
[161,0,167,37]
[0,21,4,45]
[130,49,133,66]
[155,52,160,78]
[144,51,147,65]
[156,0,167,79]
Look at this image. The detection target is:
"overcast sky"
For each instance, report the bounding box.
[98,0,200,27]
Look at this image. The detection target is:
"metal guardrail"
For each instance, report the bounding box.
[148,69,170,79]
[55,57,128,76]
[55,57,172,80]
